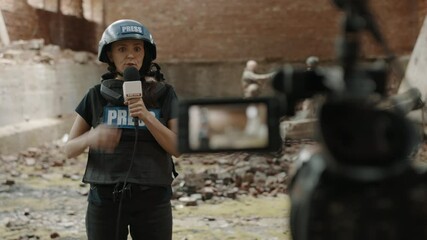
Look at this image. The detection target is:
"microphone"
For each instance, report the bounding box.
[123,67,142,127]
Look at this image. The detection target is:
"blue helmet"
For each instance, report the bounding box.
[98,19,157,63]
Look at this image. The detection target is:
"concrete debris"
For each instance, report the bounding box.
[0,136,312,208]
[0,39,98,65]
[1,137,427,239]
[280,118,317,140]
[0,139,81,186]
[172,143,307,204]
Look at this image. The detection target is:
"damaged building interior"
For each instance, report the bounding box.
[1,0,427,239]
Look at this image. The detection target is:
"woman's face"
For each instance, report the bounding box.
[107,39,145,78]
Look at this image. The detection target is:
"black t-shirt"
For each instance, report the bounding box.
[75,82,178,185]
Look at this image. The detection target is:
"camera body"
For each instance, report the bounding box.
[176,0,426,239]
[290,153,427,240]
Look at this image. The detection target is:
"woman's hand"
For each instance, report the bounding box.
[125,97,149,120]
[124,97,180,157]
[87,124,122,152]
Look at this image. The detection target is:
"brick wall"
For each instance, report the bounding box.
[1,0,425,98]
[34,9,101,52]
[1,0,38,41]
[1,0,424,62]
[105,0,424,63]
[0,0,102,52]
[60,0,83,17]
[101,0,426,97]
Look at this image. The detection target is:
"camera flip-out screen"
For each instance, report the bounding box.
[178,97,282,153]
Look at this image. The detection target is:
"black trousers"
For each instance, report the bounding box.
[86,183,173,240]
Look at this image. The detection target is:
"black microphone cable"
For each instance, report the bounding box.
[115,119,139,240]
[115,66,142,240]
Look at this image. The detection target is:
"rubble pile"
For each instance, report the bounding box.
[4,135,427,207]
[0,137,312,204]
[172,142,311,205]
[0,138,84,190]
[3,141,67,169]
[0,39,98,65]
[0,138,303,239]
[2,138,427,238]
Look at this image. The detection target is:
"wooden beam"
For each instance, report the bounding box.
[399,15,427,135]
[0,10,10,46]
[399,15,427,100]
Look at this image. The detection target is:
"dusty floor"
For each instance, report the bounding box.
[0,138,297,240]
[0,178,290,240]
[2,137,427,240]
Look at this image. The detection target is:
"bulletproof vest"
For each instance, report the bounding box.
[82,83,177,185]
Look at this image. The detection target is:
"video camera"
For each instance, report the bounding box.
[177,0,427,239]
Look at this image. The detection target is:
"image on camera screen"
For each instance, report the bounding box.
[187,103,269,150]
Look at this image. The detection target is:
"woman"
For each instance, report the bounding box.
[64,19,180,240]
